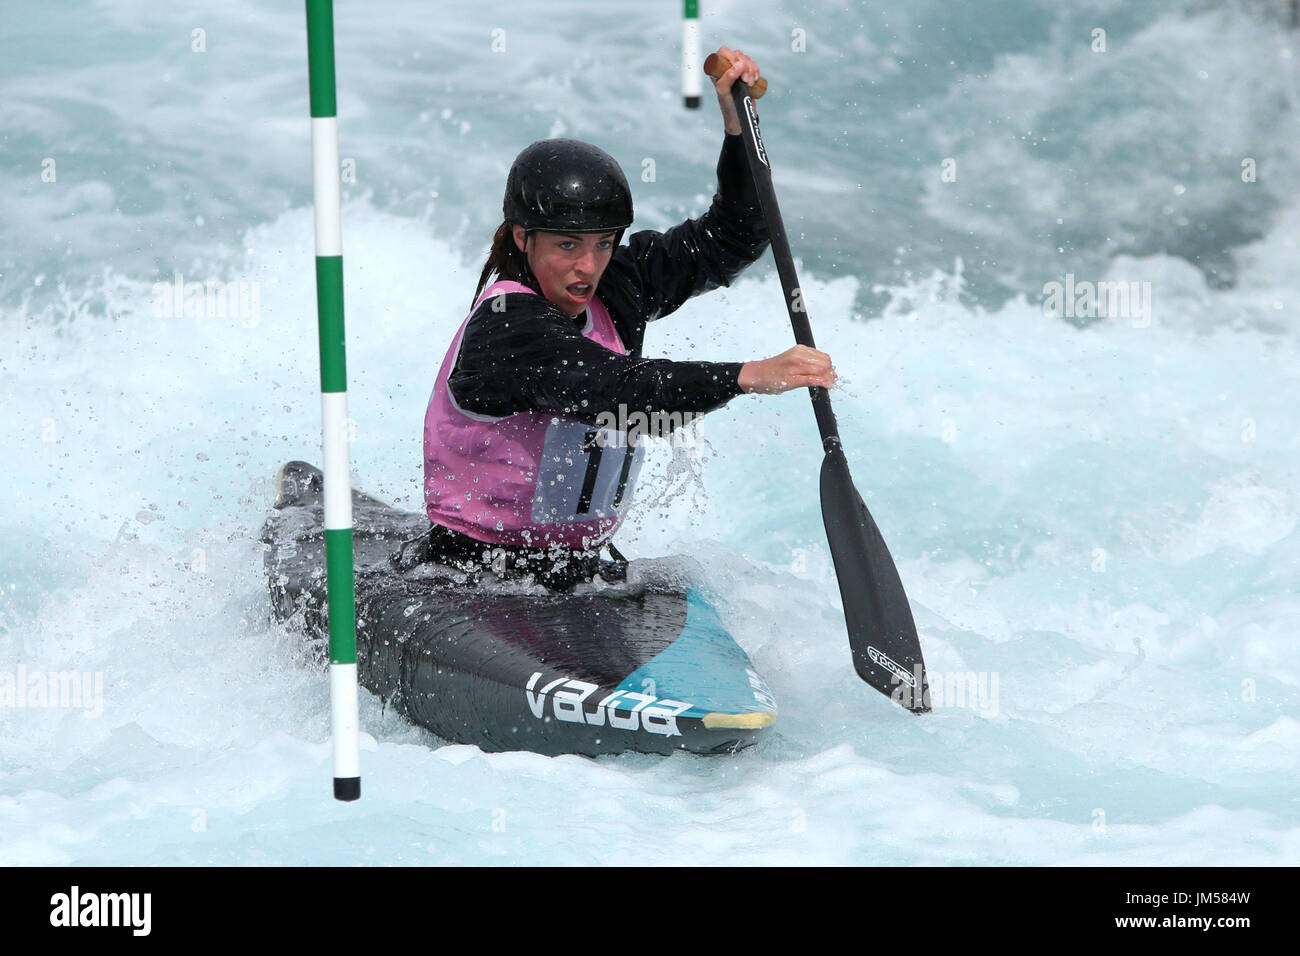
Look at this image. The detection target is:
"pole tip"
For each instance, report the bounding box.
[334,777,361,801]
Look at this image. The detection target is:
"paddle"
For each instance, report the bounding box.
[705,53,930,713]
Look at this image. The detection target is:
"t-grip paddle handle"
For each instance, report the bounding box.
[703,52,768,99]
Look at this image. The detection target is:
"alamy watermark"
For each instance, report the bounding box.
[891,665,1000,717]
[1042,273,1152,326]
[593,405,703,450]
[50,886,150,936]
[0,664,104,718]
[151,272,261,326]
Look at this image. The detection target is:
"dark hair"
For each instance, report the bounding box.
[471,222,626,309]
[471,221,538,308]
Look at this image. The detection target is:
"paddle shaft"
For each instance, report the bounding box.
[705,56,931,712]
[713,76,841,449]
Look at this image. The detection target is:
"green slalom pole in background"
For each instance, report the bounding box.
[305,0,361,802]
[682,0,702,109]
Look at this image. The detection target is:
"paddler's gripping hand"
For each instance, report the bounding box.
[738,344,836,395]
[712,45,761,136]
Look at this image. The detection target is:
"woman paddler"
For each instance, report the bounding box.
[415,46,835,589]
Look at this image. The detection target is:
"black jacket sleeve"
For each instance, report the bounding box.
[448,293,744,426]
[599,132,770,354]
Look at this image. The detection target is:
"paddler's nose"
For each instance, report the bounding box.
[576,248,598,279]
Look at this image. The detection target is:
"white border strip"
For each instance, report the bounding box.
[311,116,342,256]
[682,19,702,98]
[330,663,360,776]
[320,391,352,530]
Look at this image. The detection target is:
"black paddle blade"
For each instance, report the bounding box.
[819,447,931,713]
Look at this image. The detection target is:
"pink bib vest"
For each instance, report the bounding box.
[423,280,644,550]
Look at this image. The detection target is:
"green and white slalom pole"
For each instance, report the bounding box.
[682,0,702,108]
[305,0,361,802]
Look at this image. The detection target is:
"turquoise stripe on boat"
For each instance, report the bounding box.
[616,590,777,718]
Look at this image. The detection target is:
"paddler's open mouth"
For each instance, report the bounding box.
[567,282,592,300]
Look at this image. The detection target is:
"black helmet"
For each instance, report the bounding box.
[504,139,633,234]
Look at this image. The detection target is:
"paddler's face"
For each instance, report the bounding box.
[513,226,616,317]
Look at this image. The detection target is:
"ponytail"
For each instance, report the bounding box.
[471,221,538,308]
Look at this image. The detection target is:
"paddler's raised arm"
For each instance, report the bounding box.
[602,135,768,324]
[600,47,769,324]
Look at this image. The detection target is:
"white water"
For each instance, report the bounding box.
[2,0,1298,864]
